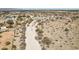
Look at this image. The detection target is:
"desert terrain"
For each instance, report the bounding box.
[0,10,79,50]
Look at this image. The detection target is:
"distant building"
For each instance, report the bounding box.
[0,27,7,32]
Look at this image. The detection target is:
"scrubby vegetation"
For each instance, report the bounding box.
[1,48,8,50]
[12,45,16,50]
[36,28,43,33]
[6,20,14,28]
[41,37,51,45]
[5,41,11,45]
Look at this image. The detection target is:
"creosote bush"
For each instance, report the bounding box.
[12,45,16,50]
[42,37,51,45]
[36,28,43,33]
[5,41,11,45]
[7,20,14,25]
[1,48,8,50]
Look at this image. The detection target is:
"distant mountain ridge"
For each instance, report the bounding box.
[0,8,79,12]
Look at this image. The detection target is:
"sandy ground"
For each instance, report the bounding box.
[25,20,41,50]
[0,31,14,49]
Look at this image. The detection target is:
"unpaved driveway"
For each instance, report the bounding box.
[25,20,41,50]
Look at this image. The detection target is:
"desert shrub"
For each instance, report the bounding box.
[36,28,43,33]
[42,37,51,45]
[12,45,16,50]
[6,20,14,28]
[20,43,26,50]
[17,16,23,21]
[64,28,69,31]
[0,23,4,27]
[7,20,14,25]
[0,35,2,38]
[26,19,33,24]
[35,36,42,40]
[1,48,8,50]
[26,15,30,18]
[71,16,79,20]
[38,22,43,25]
[42,47,46,50]
[5,41,11,45]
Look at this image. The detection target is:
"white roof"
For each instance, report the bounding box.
[0,27,7,32]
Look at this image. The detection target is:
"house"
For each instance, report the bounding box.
[0,27,7,32]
